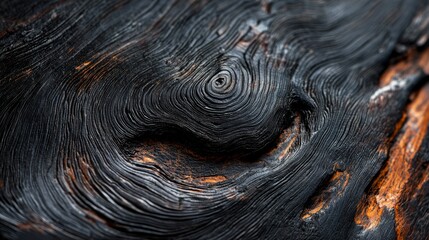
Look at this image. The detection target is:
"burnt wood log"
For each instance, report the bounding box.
[0,0,429,239]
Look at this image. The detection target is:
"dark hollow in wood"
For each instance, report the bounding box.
[0,0,429,239]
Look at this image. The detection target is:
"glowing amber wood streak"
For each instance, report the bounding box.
[301,171,350,220]
[379,48,429,87]
[393,82,429,240]
[376,85,429,210]
[355,81,429,231]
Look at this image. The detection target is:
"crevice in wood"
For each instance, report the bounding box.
[354,81,429,232]
[300,169,350,220]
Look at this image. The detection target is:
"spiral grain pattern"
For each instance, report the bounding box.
[1,0,429,239]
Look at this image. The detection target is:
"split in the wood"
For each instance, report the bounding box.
[354,81,429,235]
[301,169,350,220]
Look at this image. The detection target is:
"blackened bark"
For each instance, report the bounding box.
[0,0,428,239]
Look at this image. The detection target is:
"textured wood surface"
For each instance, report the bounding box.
[0,0,429,239]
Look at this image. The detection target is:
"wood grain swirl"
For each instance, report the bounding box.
[0,0,428,239]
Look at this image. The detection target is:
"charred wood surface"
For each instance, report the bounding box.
[0,0,429,239]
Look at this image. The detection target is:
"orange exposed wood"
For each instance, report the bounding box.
[355,83,429,231]
[380,48,429,87]
[301,171,350,220]
[376,85,429,210]
[132,152,156,164]
[354,196,383,230]
[395,162,429,240]
[75,61,91,71]
[418,48,429,74]
[198,175,227,184]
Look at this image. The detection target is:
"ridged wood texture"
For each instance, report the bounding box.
[1,0,429,239]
